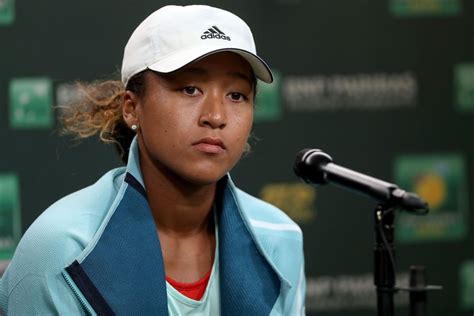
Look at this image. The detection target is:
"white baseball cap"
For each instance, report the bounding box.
[121,5,273,86]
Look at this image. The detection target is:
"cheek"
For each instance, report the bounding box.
[240,108,254,132]
[140,107,174,149]
[232,109,254,143]
[150,114,187,146]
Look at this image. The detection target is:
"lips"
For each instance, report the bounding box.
[192,137,226,154]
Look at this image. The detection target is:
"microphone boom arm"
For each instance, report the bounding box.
[294,148,428,214]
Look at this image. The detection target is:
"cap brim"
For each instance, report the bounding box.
[147,46,273,83]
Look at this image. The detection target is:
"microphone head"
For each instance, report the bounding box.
[401,192,429,215]
[391,188,429,214]
[294,148,333,185]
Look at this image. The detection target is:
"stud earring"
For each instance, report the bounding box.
[131,124,138,131]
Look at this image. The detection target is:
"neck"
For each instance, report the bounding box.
[139,156,217,236]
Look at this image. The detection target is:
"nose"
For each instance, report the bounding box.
[198,91,226,129]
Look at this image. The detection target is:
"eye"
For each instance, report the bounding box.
[182,86,200,96]
[228,92,247,102]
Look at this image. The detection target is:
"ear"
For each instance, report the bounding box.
[122,90,141,128]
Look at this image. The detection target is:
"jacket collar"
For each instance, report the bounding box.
[66,137,281,315]
[124,136,146,189]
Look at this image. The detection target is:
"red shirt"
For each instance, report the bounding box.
[166,269,212,301]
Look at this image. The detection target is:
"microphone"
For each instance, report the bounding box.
[294,149,428,213]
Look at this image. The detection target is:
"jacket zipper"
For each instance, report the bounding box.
[62,270,95,316]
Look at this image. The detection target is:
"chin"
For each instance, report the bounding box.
[181,171,227,187]
[177,160,235,186]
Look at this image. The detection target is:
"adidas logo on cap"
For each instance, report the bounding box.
[201,26,231,41]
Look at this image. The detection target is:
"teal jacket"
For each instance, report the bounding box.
[0,138,306,315]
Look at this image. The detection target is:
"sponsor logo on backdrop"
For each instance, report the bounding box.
[306,273,409,311]
[0,174,21,265]
[259,182,316,223]
[389,0,461,17]
[9,77,53,129]
[394,154,468,242]
[454,63,474,111]
[0,0,14,25]
[283,72,417,111]
[255,70,282,123]
[460,260,474,309]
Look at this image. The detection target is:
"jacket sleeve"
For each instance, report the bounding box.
[0,272,87,315]
[1,274,56,315]
[0,205,94,315]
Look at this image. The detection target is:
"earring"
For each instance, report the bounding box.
[131,124,138,131]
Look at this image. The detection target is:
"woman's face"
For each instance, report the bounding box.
[130,52,255,187]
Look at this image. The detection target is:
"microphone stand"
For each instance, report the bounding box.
[372,204,442,316]
[374,204,396,316]
[292,148,442,315]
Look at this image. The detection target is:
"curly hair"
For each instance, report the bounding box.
[59,72,145,163]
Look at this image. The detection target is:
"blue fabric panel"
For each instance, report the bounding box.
[219,182,280,315]
[81,179,168,315]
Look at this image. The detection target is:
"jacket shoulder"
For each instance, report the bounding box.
[4,168,124,279]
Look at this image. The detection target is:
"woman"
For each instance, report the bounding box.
[0,5,305,315]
